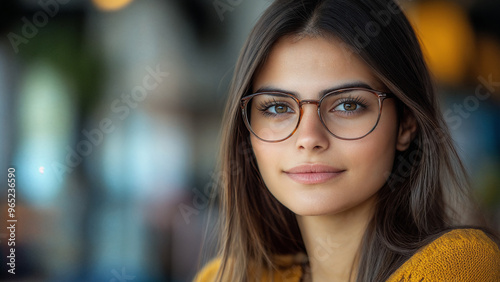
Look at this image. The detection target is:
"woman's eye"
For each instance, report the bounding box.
[334,102,358,111]
[268,104,291,114]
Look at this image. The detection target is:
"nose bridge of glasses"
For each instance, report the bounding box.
[297,99,323,127]
[300,99,320,107]
[300,99,321,114]
[299,99,321,116]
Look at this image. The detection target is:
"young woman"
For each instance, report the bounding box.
[195,0,500,281]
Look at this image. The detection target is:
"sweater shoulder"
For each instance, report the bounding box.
[387,228,500,281]
[192,257,303,282]
[193,258,222,282]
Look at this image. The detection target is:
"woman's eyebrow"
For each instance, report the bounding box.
[319,81,375,96]
[253,86,300,97]
[254,81,375,99]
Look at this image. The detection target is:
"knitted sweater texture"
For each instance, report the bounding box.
[194,229,500,281]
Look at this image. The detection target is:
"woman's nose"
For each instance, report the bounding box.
[294,104,330,151]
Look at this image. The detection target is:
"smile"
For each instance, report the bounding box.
[284,164,345,185]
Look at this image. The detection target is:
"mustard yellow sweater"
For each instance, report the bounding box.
[194,229,500,281]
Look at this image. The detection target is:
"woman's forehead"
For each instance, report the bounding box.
[252,35,384,95]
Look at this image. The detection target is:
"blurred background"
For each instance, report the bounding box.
[0,0,498,281]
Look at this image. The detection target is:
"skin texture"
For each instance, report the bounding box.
[250,35,416,281]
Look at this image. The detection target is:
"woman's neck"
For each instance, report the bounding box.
[296,195,377,282]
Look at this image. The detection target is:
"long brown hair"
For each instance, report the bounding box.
[207,0,493,280]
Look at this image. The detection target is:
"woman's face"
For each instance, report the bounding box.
[250,35,404,216]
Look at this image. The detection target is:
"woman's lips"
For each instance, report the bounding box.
[284,164,345,185]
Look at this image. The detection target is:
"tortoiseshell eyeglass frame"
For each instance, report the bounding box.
[240,87,394,142]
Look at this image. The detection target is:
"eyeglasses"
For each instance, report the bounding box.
[240,87,393,142]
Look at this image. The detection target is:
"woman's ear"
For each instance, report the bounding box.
[396,108,418,151]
